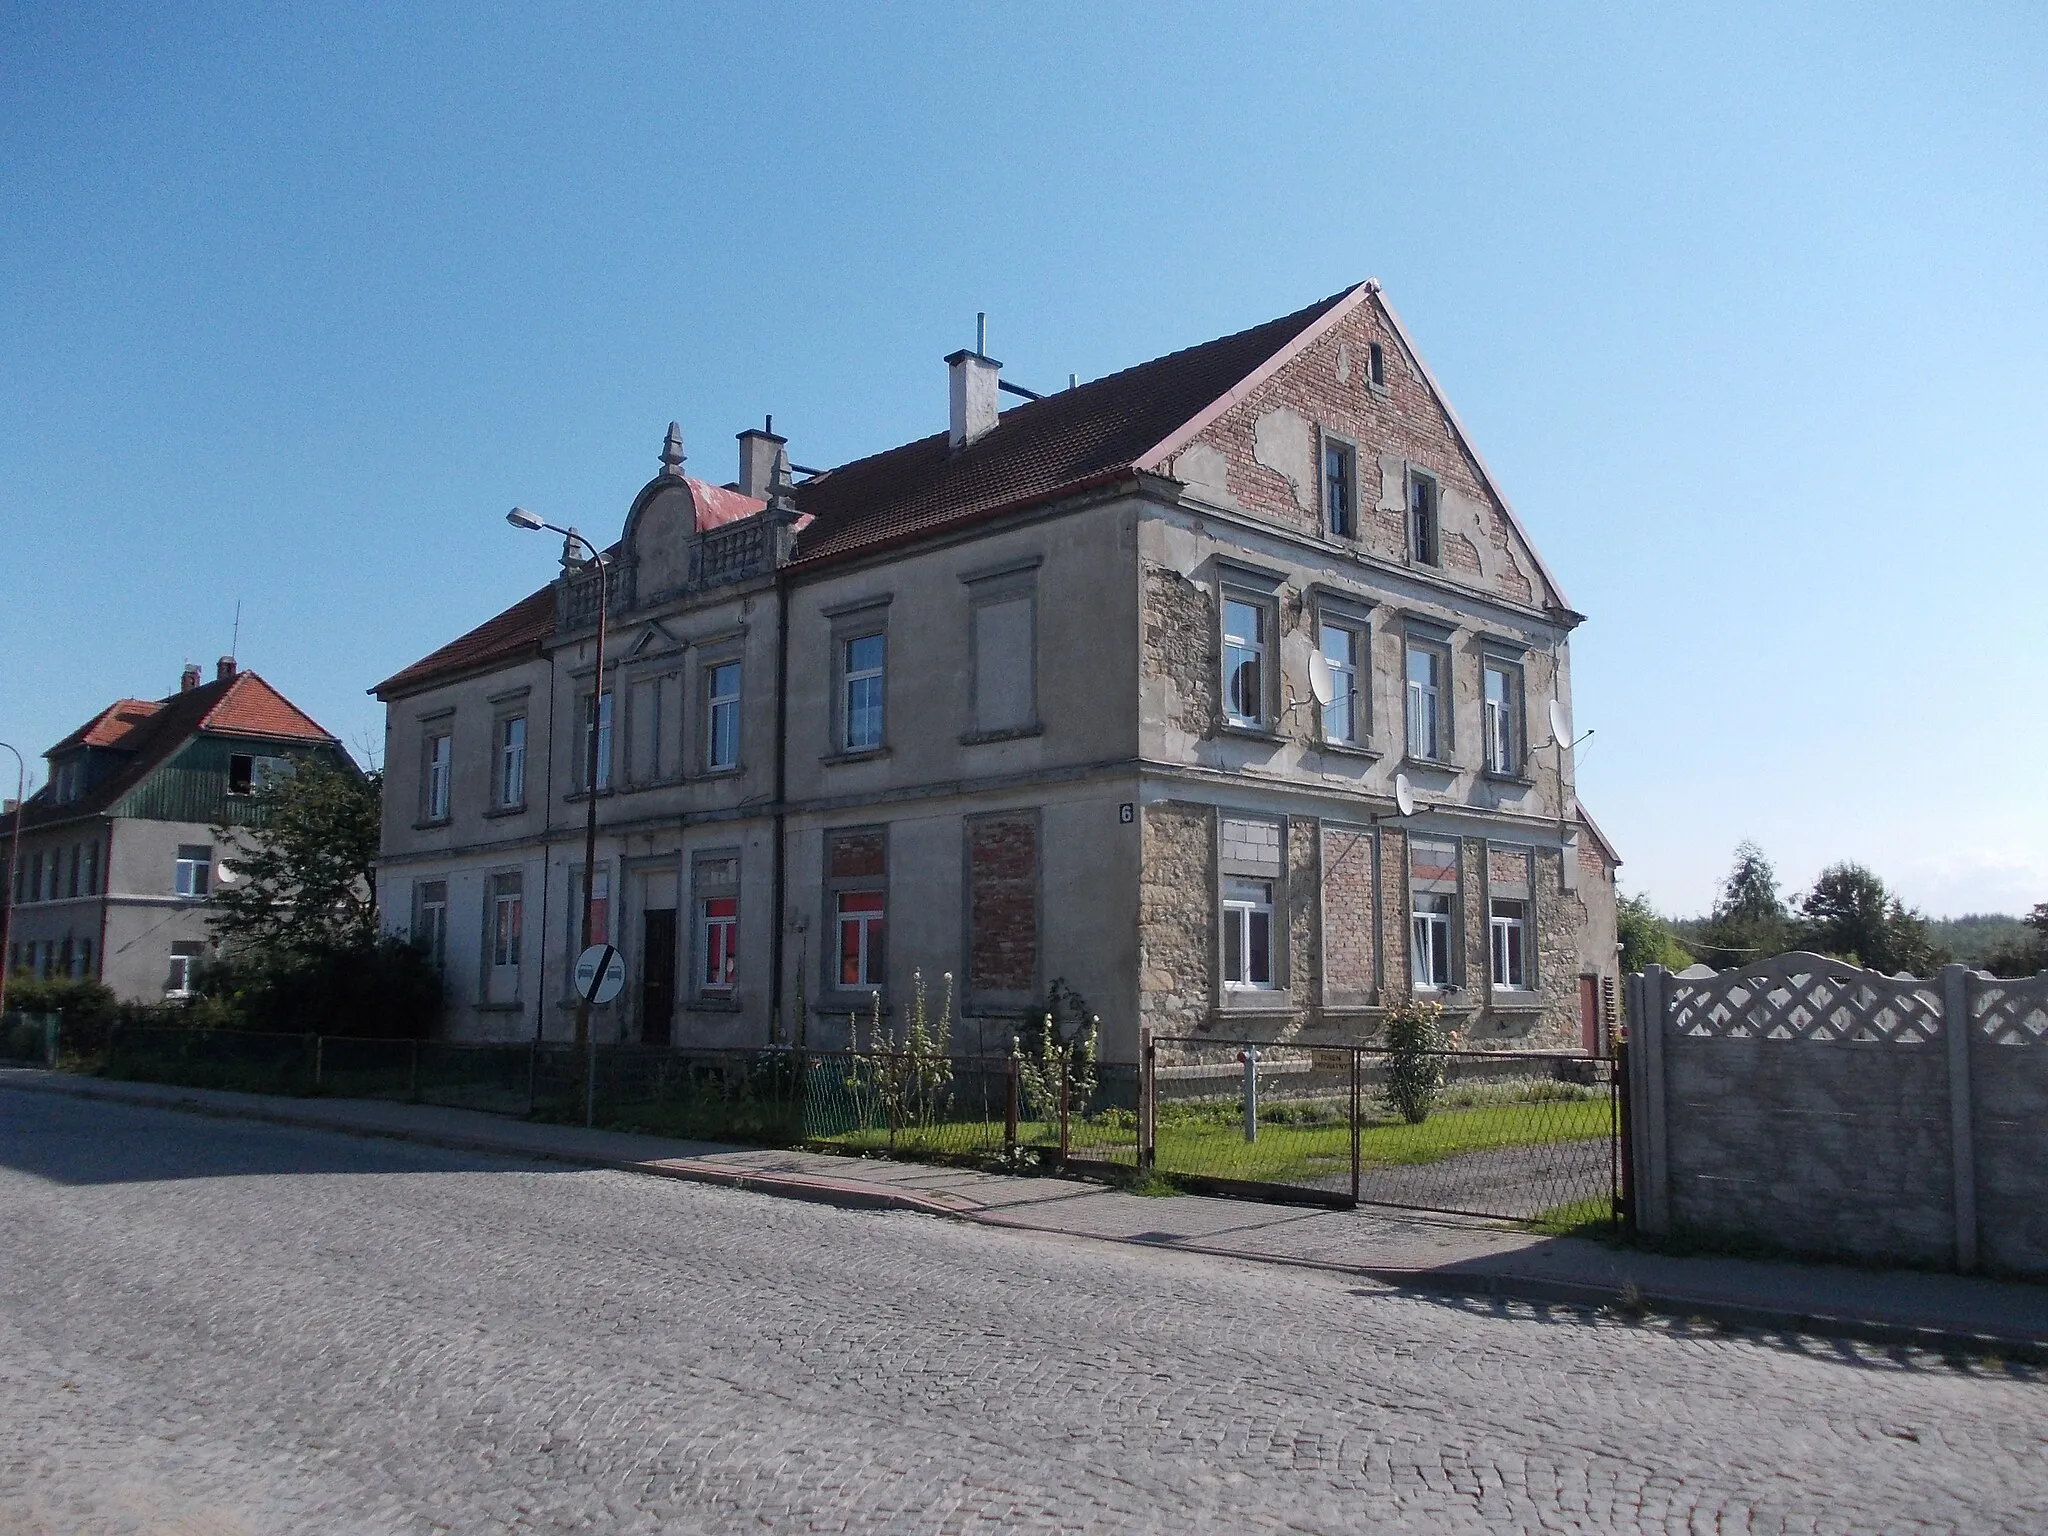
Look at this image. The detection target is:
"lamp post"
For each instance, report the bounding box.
[0,742,25,1018]
[507,507,608,1047]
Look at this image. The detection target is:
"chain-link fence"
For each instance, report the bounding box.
[0,1012,60,1067]
[1146,1035,1618,1224]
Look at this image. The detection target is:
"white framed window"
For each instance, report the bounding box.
[700,895,738,991]
[1412,894,1454,990]
[1490,899,1529,990]
[1482,662,1520,776]
[836,890,885,988]
[490,877,523,969]
[1320,621,1364,745]
[842,634,885,751]
[579,691,614,791]
[1222,878,1275,990]
[569,866,611,951]
[174,845,211,899]
[498,715,527,807]
[166,941,204,997]
[414,881,448,972]
[425,731,452,821]
[1222,597,1268,728]
[707,661,741,770]
[1322,436,1357,539]
[1409,470,1440,566]
[1405,643,1445,762]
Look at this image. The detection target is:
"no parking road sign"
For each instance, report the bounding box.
[573,943,627,1006]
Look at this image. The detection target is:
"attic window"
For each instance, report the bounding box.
[228,754,254,795]
[1367,343,1386,389]
[1409,470,1441,567]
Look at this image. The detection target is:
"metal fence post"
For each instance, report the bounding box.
[1058,1055,1070,1163]
[1139,1026,1156,1172]
[1240,1047,1259,1143]
[585,1033,597,1128]
[887,1051,899,1152]
[313,1034,324,1094]
[1613,1041,1631,1232]
[1349,1046,1362,1205]
[1004,1053,1019,1157]
[527,1038,539,1118]
[409,1039,421,1103]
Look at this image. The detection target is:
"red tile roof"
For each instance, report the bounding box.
[693,480,767,529]
[4,672,341,835]
[374,286,1362,696]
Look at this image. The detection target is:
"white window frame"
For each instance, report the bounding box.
[415,881,448,973]
[706,660,742,771]
[1319,618,1365,746]
[1411,893,1454,991]
[490,882,523,969]
[498,715,527,807]
[1221,877,1276,990]
[425,730,452,821]
[1222,595,1269,729]
[166,942,204,998]
[835,889,885,989]
[580,690,615,792]
[699,893,739,992]
[1482,661,1521,777]
[842,633,886,752]
[1405,641,1447,763]
[1489,898,1529,991]
[174,845,211,900]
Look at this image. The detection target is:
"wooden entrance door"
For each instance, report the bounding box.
[641,908,678,1045]
[1579,974,1600,1056]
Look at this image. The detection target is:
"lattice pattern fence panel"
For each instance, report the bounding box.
[1972,974,2048,1047]
[1667,954,1942,1044]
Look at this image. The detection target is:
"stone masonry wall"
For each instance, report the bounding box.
[1139,802,1213,1037]
[1141,563,1216,737]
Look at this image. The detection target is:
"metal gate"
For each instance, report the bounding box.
[1143,1034,1620,1226]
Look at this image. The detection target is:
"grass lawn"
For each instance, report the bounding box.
[1153,1099,1612,1188]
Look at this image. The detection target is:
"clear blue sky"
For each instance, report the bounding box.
[4,2,2043,919]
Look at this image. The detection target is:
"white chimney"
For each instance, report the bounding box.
[736,419,786,501]
[946,341,1002,451]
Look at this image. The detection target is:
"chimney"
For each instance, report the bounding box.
[216,656,237,683]
[736,416,787,501]
[179,664,201,693]
[946,317,1001,449]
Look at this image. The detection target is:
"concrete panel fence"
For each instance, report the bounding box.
[1626,956,2048,1278]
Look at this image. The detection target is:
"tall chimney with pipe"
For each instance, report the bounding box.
[179,664,201,693]
[946,314,1001,450]
[216,656,237,683]
[736,416,787,501]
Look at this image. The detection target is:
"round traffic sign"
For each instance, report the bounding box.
[573,943,627,1006]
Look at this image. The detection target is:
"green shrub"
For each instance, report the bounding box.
[1381,996,1448,1125]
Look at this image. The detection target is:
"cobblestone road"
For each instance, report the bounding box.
[1,1091,2042,1534]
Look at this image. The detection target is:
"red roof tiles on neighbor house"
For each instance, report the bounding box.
[374,286,1362,697]
[51,698,165,753]
[198,673,339,743]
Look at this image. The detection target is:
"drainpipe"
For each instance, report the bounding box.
[769,563,790,1044]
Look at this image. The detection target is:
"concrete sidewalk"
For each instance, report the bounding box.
[7,1067,2046,1358]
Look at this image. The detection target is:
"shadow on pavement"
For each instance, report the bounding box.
[0,1085,561,1186]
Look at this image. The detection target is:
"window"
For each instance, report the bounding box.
[174,845,211,899]
[424,731,452,821]
[83,841,99,896]
[1367,342,1386,389]
[579,691,615,791]
[1320,622,1364,745]
[166,941,204,996]
[1409,470,1440,566]
[228,754,254,795]
[1222,597,1268,728]
[571,866,611,950]
[1323,437,1357,539]
[498,715,527,807]
[707,661,741,770]
[842,634,885,751]
[1405,643,1446,761]
[414,881,448,972]
[490,876,523,969]
[66,845,80,900]
[836,891,884,988]
[74,938,93,979]
[1222,879,1275,989]
[254,756,294,792]
[1482,661,1520,776]
[700,896,738,991]
[1490,900,1528,990]
[825,827,887,992]
[1410,837,1460,991]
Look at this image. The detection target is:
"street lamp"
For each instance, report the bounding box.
[0,742,25,1018]
[507,507,608,1047]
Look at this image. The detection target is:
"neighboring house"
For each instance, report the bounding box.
[1,661,353,1001]
[372,281,1620,1059]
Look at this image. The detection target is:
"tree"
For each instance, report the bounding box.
[1796,862,1942,976]
[1986,903,2048,978]
[210,760,380,956]
[1617,893,1693,975]
[1695,841,1795,968]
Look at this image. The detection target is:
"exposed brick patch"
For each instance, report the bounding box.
[968,814,1038,994]
[827,829,885,880]
[1321,826,1376,1004]
[1380,827,1411,1000]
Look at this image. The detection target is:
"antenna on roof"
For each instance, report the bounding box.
[230,600,241,662]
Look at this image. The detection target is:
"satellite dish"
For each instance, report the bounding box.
[1547,698,1570,749]
[1393,772,1416,818]
[215,860,239,886]
[1306,650,1336,708]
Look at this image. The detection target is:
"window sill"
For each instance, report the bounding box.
[412,817,452,832]
[699,764,744,779]
[564,787,617,803]
[815,990,889,1016]
[475,1001,525,1014]
[1402,756,1458,775]
[1314,739,1380,761]
[1487,993,1545,1012]
[686,994,742,1013]
[1218,723,1286,745]
[482,803,528,820]
[1481,770,1535,787]
[960,724,1043,746]
[820,747,890,767]
[1220,988,1294,1013]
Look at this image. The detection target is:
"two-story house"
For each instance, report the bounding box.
[372,281,1620,1059]
[2,662,353,1000]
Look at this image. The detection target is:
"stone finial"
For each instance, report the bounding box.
[660,421,685,478]
[766,447,797,513]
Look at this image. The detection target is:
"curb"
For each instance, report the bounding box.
[8,1072,2043,1363]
